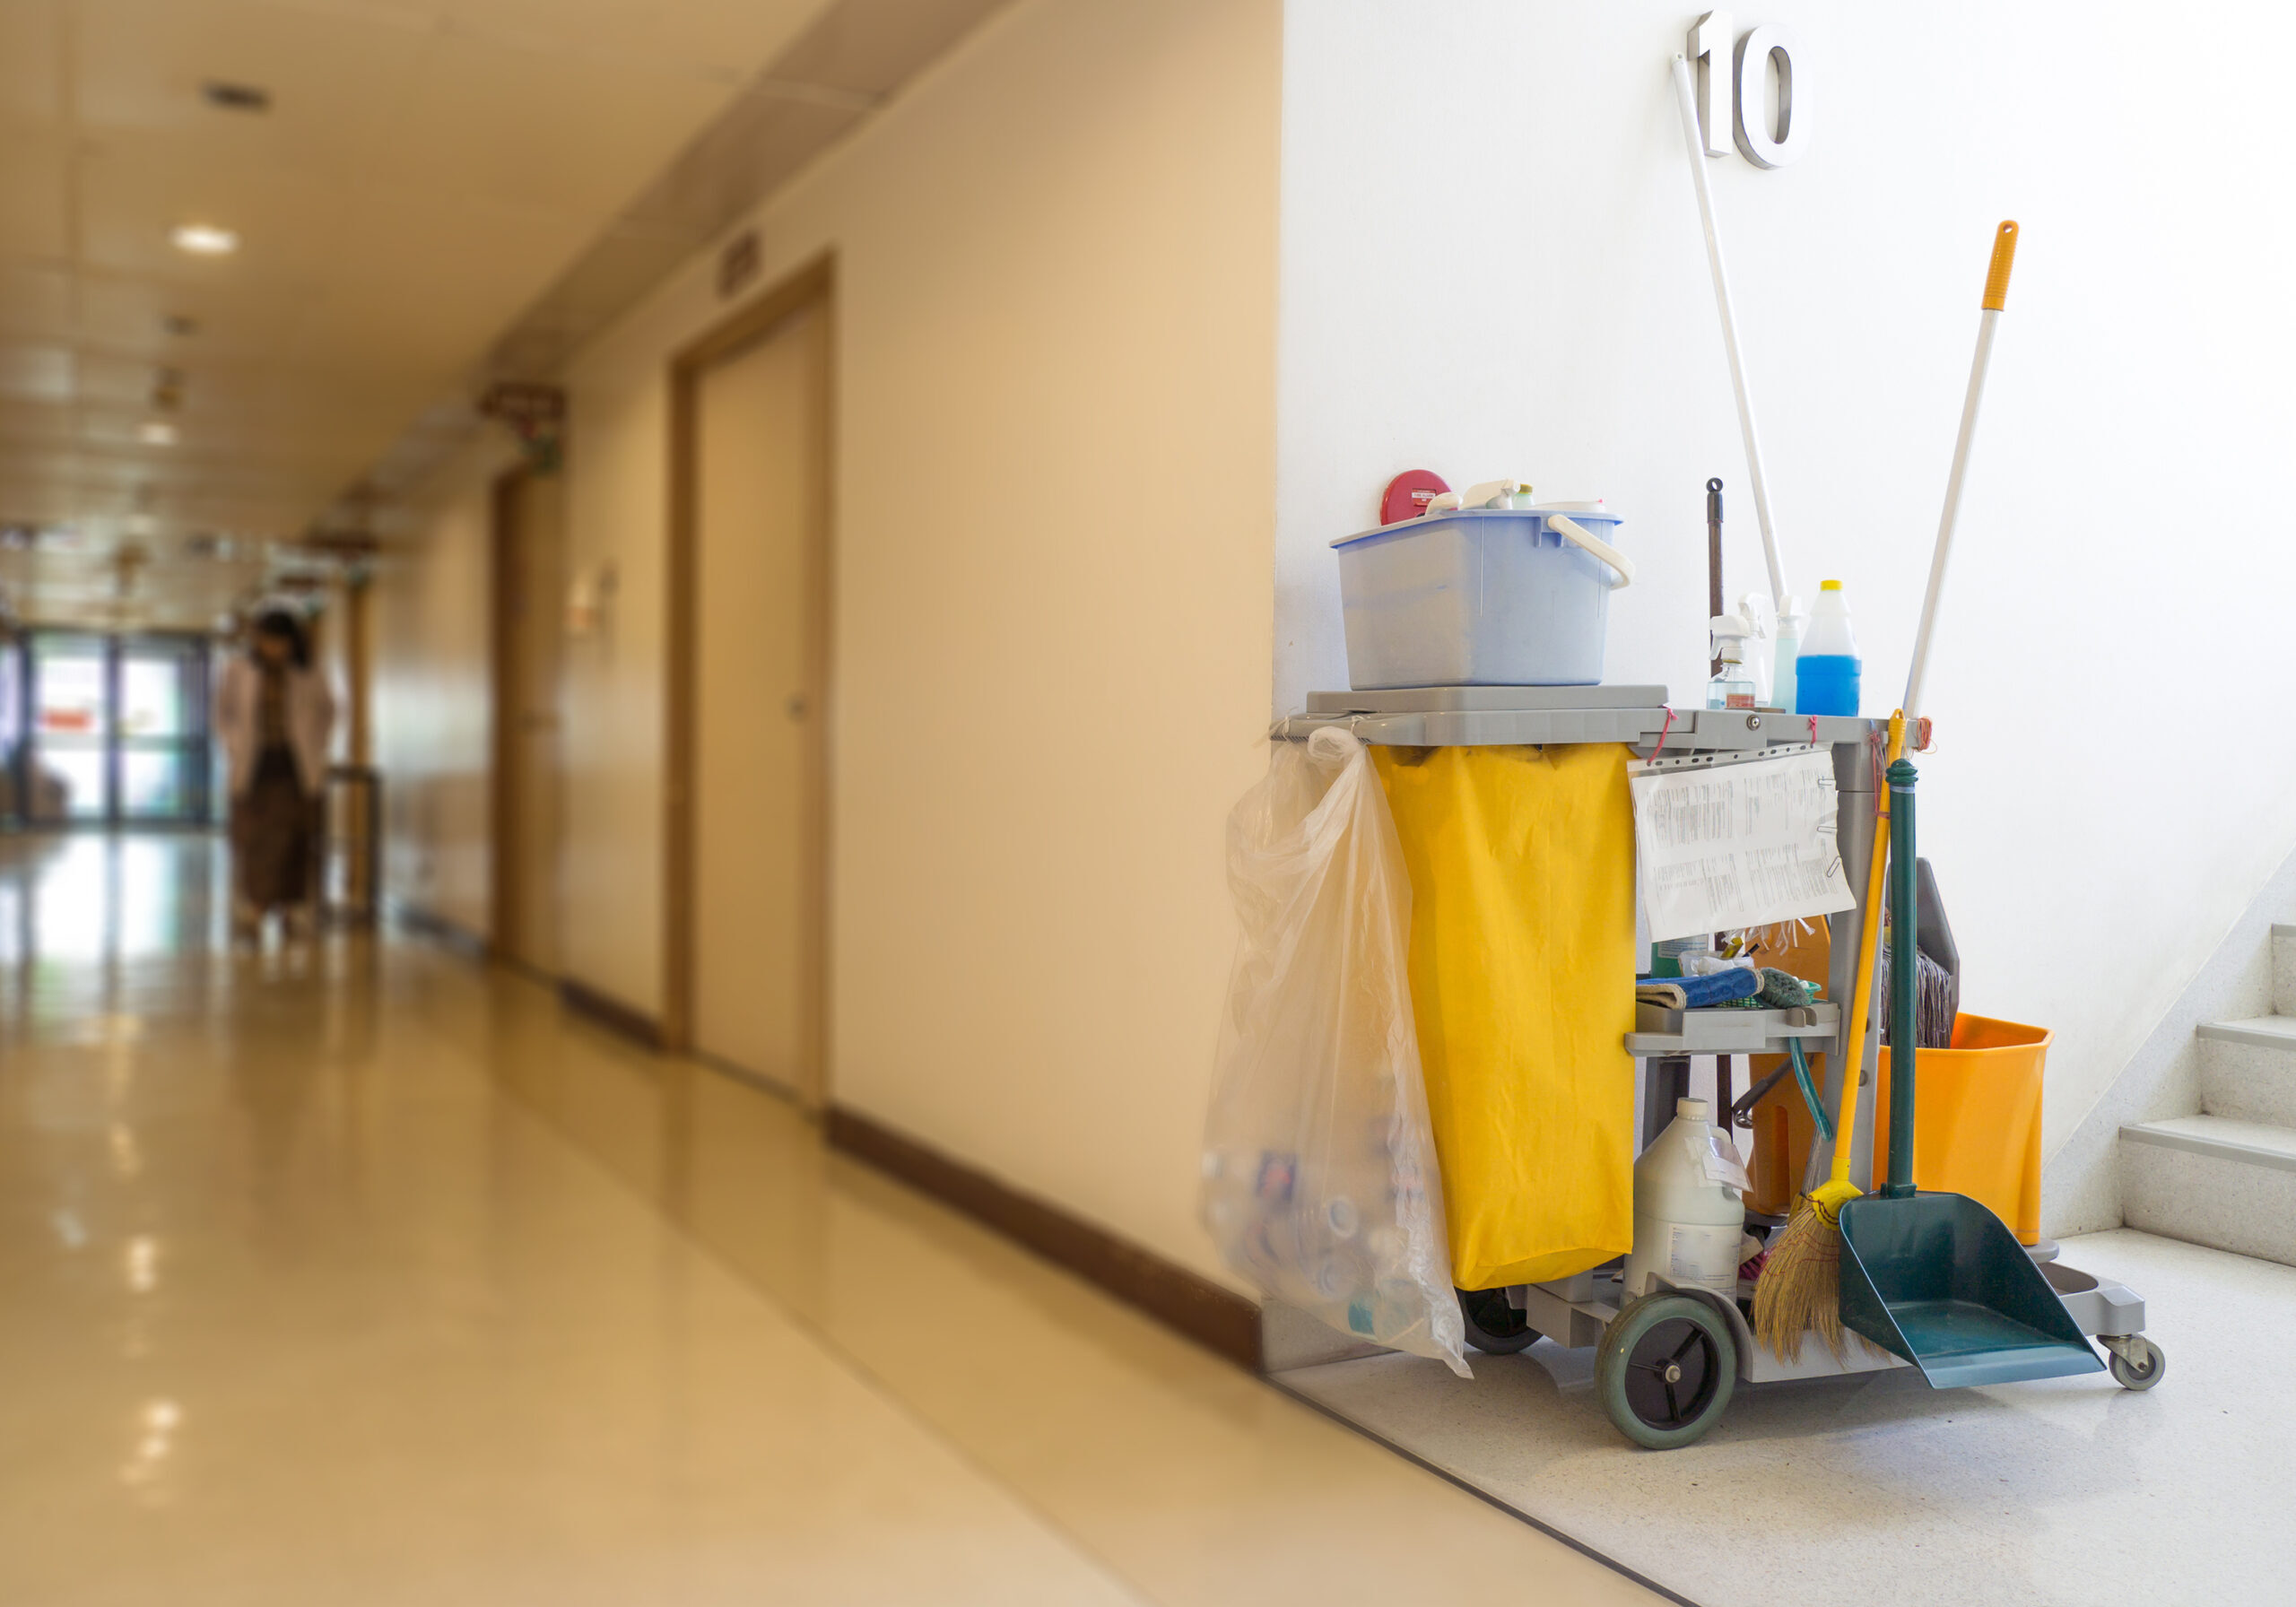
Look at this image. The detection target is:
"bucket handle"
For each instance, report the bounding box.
[1548,514,1636,589]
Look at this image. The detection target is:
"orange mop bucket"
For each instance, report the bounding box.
[1873,1013,2050,1245]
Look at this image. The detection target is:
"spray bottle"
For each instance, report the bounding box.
[1771,594,1805,714]
[1706,613,1757,711]
[1735,592,1776,709]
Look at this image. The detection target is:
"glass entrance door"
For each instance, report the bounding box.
[28,636,109,823]
[118,638,211,821]
[20,634,213,826]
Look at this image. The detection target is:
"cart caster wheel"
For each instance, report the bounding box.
[2108,1335,2166,1392]
[1596,1292,1736,1449]
[1457,1287,1540,1354]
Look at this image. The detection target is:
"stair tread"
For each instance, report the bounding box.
[2123,1113,2296,1170]
[2197,1016,2296,1048]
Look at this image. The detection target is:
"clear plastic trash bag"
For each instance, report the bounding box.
[1201,727,1469,1376]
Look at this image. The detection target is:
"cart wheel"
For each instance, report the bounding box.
[1595,1292,1737,1449]
[1457,1287,1540,1354]
[2108,1336,2166,1392]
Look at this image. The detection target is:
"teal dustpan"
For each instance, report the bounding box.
[1838,1190,2099,1386]
[1835,754,2100,1389]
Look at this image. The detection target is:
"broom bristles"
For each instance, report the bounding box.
[1752,1200,1844,1361]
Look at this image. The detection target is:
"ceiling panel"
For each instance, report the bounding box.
[444,0,839,80]
[0,264,76,338]
[0,348,77,402]
[370,33,737,217]
[0,133,74,259]
[75,0,426,177]
[293,193,596,376]
[76,270,317,358]
[0,0,63,126]
[75,134,353,285]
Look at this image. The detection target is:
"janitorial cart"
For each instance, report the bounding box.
[1280,685,2162,1448]
[1231,201,2165,1449]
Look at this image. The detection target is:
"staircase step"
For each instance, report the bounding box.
[2199,1017,2296,1125]
[2121,1115,2296,1267]
[2274,924,2296,1016]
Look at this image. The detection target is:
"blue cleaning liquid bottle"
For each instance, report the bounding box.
[1793,578,1861,717]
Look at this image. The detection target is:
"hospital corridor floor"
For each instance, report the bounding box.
[0,831,1657,1606]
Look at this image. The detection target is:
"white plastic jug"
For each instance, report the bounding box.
[1800,580,1858,658]
[1621,1099,1749,1299]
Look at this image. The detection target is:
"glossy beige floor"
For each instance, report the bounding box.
[0,833,1657,1606]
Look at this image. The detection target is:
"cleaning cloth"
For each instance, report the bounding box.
[1636,969,1761,1010]
[1371,743,1638,1290]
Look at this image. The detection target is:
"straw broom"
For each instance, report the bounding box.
[1754,712,1906,1359]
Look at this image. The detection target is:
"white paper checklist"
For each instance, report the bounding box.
[1629,745,1855,942]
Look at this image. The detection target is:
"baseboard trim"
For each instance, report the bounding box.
[825,1105,1261,1372]
[557,978,665,1050]
[388,899,490,962]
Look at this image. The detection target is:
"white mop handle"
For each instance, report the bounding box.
[1903,221,2019,728]
[1670,53,1790,606]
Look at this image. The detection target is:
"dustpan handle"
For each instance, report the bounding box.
[1548,515,1636,589]
[1883,754,1920,1199]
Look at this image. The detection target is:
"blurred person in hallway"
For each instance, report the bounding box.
[214,610,335,941]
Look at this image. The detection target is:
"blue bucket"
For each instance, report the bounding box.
[1330,508,1629,689]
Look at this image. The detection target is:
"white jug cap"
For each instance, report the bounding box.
[1677,1098,1709,1120]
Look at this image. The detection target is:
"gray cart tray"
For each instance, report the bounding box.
[1627,1002,1841,1055]
[1285,685,1875,751]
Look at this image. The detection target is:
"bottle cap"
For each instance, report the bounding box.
[1820,578,1843,591]
[1677,1097,1709,1120]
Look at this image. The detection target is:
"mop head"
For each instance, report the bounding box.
[1875,945,1958,1048]
[1751,1180,1858,1361]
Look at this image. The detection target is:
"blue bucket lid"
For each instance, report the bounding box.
[1330,505,1623,550]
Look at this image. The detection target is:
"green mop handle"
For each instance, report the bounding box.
[1883,755,1920,1199]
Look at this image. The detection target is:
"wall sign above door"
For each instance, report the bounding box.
[1688,12,1809,169]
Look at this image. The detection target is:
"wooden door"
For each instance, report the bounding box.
[688,303,828,1097]
[492,468,565,972]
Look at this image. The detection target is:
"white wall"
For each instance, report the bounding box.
[1275,1,2296,1212]
[373,441,516,941]
[557,0,1282,1281]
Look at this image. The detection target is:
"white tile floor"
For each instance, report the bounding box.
[1279,1229,2294,1606]
[0,833,1658,1605]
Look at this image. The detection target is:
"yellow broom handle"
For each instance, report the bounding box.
[1826,713,1907,1188]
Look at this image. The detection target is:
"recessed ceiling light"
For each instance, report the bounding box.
[137,421,178,446]
[202,80,272,113]
[170,223,239,256]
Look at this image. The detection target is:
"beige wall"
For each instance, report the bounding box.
[556,0,1282,1281]
[372,444,515,942]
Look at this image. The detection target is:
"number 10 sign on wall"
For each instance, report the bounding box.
[1689,11,1811,169]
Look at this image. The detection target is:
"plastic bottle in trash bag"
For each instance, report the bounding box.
[1200,725,1469,1375]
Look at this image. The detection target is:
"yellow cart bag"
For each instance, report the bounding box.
[1371,743,1638,1290]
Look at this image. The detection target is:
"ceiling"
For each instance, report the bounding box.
[0,0,859,629]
